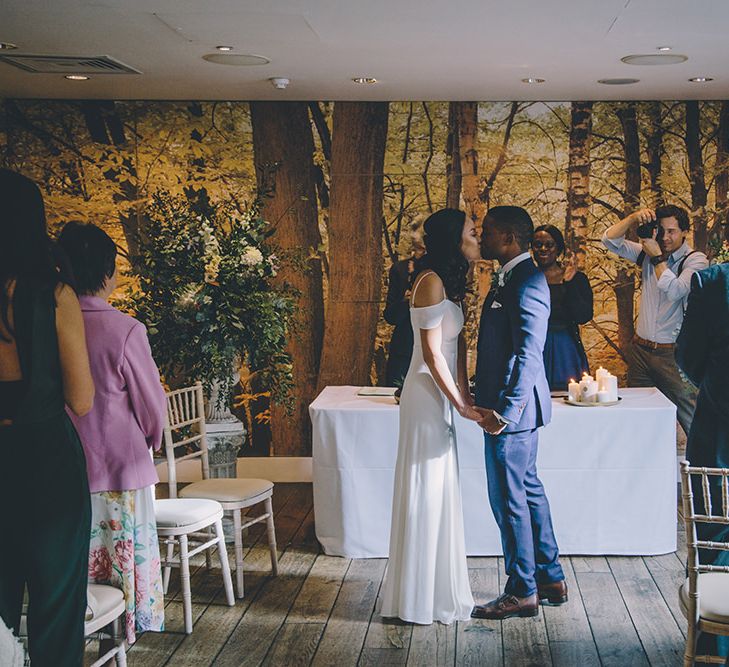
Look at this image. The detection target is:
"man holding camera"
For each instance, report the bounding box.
[602,205,708,436]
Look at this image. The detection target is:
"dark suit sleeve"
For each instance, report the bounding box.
[383,264,410,326]
[497,271,550,423]
[676,271,708,386]
[565,271,593,325]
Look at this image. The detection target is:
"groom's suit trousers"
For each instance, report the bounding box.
[483,428,563,598]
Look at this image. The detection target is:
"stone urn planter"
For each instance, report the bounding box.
[204,376,246,479]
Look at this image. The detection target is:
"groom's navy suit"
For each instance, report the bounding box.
[475,254,564,598]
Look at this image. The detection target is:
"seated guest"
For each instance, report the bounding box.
[532,225,593,390]
[58,221,166,646]
[676,257,729,663]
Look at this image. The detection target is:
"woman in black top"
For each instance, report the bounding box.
[532,225,593,390]
[0,169,94,665]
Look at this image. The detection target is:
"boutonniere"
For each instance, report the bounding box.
[490,270,511,292]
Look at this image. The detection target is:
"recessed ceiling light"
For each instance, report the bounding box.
[521,77,545,84]
[65,74,89,81]
[202,53,270,66]
[689,77,714,83]
[215,45,233,51]
[598,78,640,85]
[657,46,672,52]
[0,42,18,50]
[621,53,687,65]
[352,77,377,84]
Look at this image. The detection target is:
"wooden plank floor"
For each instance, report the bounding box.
[86,483,692,667]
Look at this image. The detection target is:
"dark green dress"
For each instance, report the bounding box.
[0,280,91,666]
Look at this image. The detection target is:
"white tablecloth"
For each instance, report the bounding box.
[310,386,677,558]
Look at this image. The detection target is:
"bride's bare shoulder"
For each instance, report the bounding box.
[412,271,445,308]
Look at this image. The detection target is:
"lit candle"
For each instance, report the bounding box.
[568,379,580,402]
[596,367,609,391]
[597,390,611,403]
[579,373,593,400]
[602,374,619,402]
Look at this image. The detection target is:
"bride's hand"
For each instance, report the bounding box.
[458,405,482,421]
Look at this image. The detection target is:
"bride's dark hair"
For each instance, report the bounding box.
[412,208,469,302]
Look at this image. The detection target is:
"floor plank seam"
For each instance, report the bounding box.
[641,555,687,641]
[605,558,652,664]
[570,560,605,667]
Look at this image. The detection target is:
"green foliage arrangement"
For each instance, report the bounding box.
[710,235,729,264]
[123,191,296,409]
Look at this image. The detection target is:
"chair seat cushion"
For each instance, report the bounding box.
[179,478,273,503]
[85,584,125,633]
[154,498,223,527]
[680,572,729,624]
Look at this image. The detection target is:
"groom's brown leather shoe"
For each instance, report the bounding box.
[537,579,568,605]
[471,593,539,620]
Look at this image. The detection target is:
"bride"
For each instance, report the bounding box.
[380,208,482,625]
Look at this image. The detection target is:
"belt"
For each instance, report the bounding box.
[633,334,675,350]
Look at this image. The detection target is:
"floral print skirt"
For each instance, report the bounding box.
[87,486,164,644]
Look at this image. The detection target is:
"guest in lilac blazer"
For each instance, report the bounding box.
[58,222,165,646]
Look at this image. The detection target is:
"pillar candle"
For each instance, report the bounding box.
[597,390,611,403]
[602,375,619,402]
[582,379,599,403]
[568,379,580,402]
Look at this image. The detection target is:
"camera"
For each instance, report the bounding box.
[636,219,664,243]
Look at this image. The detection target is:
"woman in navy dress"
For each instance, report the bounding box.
[532,225,593,390]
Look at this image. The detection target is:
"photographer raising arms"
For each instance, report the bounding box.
[602,205,708,436]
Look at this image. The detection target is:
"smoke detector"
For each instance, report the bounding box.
[269,77,289,89]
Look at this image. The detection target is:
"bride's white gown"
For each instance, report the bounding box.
[380,288,474,625]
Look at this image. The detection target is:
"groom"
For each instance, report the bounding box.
[471,205,566,620]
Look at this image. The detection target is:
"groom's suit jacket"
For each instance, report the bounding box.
[475,256,552,433]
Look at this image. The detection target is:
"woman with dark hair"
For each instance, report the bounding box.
[531,224,593,390]
[57,221,166,648]
[0,170,95,665]
[380,208,481,625]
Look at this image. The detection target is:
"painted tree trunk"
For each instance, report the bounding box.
[646,102,665,208]
[250,102,324,456]
[713,100,729,242]
[457,102,483,228]
[454,102,492,300]
[317,102,389,390]
[80,100,147,263]
[615,104,641,354]
[445,102,462,209]
[684,101,708,253]
[565,101,593,260]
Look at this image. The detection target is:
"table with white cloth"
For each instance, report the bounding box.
[310,385,677,558]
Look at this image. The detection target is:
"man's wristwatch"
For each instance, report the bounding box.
[650,255,667,266]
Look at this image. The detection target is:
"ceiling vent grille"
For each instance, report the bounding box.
[0,54,141,74]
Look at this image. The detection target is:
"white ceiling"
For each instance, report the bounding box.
[1,0,728,101]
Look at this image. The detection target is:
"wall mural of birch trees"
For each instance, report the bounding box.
[2,99,728,456]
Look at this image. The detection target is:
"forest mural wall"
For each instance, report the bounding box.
[2,99,728,457]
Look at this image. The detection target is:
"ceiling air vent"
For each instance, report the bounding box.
[0,54,141,74]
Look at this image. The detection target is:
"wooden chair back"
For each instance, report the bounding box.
[681,461,729,577]
[163,382,210,498]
